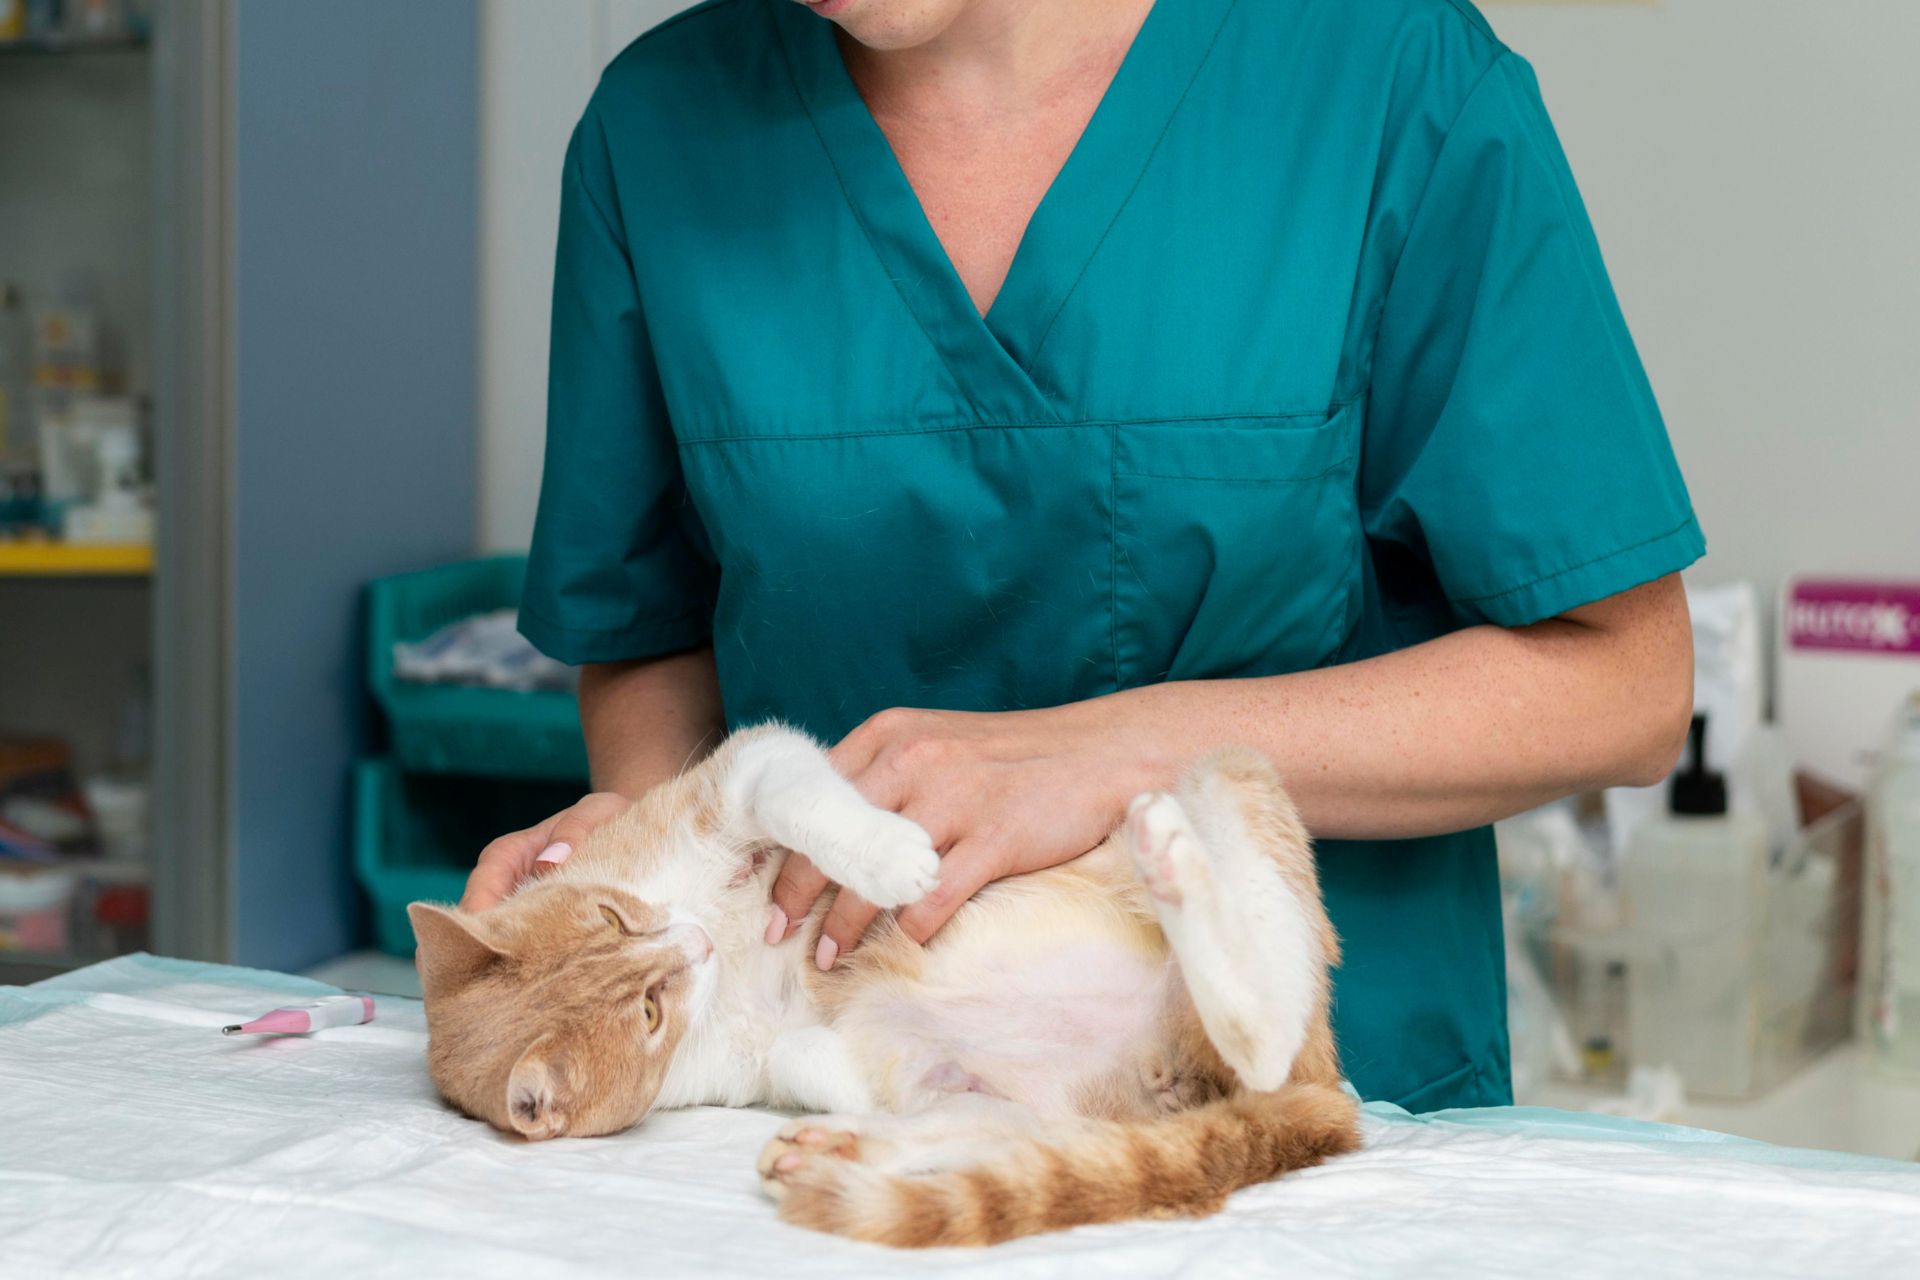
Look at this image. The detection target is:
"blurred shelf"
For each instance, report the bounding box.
[0,33,149,57]
[0,541,152,577]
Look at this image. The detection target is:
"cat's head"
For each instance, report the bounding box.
[407,882,714,1140]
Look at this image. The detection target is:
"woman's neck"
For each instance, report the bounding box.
[840,0,1154,123]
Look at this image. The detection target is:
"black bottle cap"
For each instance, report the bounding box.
[1669,713,1728,817]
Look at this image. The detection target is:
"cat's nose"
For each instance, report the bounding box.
[660,923,713,964]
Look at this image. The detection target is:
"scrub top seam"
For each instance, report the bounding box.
[1114,455,1352,485]
[1434,0,1509,52]
[1024,0,1241,368]
[1450,511,1700,605]
[1359,50,1513,389]
[1499,54,1665,433]
[768,12,977,414]
[673,396,1363,445]
[1107,421,1121,691]
[570,113,627,249]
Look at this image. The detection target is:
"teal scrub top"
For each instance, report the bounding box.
[519,0,1705,1112]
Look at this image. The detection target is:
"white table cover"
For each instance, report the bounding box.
[4,955,1919,1278]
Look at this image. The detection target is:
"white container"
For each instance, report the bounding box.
[1535,790,1858,1100]
[1861,692,1920,1079]
[84,776,149,862]
[0,867,77,954]
[1621,713,1776,1097]
[1623,811,1772,1095]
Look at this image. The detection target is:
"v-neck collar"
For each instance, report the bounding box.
[770,0,1237,421]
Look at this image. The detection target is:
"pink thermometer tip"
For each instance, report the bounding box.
[224,1010,311,1035]
[220,996,374,1036]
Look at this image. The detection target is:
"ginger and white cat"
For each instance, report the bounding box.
[410,725,1358,1246]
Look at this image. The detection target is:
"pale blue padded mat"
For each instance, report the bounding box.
[3,955,1917,1279]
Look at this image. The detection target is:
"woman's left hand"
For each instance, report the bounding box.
[767,701,1170,969]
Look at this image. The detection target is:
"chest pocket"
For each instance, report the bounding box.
[1111,402,1362,687]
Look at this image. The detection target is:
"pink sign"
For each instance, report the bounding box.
[1787,580,1920,656]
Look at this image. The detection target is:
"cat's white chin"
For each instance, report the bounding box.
[665,914,720,1017]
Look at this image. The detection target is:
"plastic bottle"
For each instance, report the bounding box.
[1862,692,1920,1078]
[1622,714,1772,1096]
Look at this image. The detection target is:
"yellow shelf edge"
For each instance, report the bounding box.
[0,542,154,576]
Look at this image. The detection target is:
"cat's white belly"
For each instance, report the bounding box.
[842,933,1172,1118]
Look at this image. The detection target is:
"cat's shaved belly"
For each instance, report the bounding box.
[840,910,1172,1117]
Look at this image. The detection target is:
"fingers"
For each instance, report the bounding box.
[541,791,627,863]
[894,841,1003,945]
[768,852,831,943]
[461,830,538,912]
[815,888,881,971]
[459,792,628,913]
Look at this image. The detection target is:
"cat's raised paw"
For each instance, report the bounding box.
[1126,792,1207,906]
[834,811,940,909]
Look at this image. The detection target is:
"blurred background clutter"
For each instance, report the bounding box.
[0,0,1915,1158]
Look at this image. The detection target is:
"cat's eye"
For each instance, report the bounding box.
[642,995,661,1032]
[599,904,635,935]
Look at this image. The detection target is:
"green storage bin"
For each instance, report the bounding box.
[354,758,585,955]
[366,555,590,781]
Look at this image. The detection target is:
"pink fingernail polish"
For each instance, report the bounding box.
[814,935,838,972]
[535,842,572,866]
[764,905,788,945]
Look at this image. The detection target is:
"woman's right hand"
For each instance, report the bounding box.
[460,791,630,912]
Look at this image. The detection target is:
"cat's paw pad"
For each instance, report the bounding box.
[758,1120,864,1202]
[1140,1053,1217,1113]
[836,811,940,909]
[1126,792,1206,906]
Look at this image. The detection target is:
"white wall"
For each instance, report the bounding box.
[1485,0,1920,606]
[478,0,1920,608]
[478,0,684,551]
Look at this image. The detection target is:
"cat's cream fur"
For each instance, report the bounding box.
[411,724,1359,1246]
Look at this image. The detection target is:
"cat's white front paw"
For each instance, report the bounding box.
[832,809,940,908]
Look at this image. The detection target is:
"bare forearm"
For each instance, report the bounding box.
[578,647,727,798]
[1096,577,1695,840]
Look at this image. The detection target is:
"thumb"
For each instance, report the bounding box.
[460,793,628,912]
[536,791,630,867]
[462,823,546,912]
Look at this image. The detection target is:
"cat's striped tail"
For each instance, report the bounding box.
[767,1082,1360,1248]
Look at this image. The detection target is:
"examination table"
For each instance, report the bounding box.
[4,954,1919,1278]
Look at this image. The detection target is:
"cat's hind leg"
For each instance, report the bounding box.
[1126,751,1332,1091]
[757,1095,1041,1198]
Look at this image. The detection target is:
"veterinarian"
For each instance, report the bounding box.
[467,0,1701,1113]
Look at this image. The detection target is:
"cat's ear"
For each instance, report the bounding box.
[505,1038,572,1139]
[408,902,506,999]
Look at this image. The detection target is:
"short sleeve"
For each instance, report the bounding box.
[1362,53,1704,629]
[518,105,718,664]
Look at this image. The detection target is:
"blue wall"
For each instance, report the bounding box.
[230,2,477,970]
